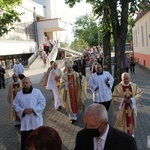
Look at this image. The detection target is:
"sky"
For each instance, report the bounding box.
[58,0,92,43]
[66,1,92,24]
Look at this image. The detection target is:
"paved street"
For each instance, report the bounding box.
[0,56,150,150]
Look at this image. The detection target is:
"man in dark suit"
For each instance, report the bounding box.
[0,64,6,89]
[97,53,103,67]
[74,103,137,150]
[78,56,86,77]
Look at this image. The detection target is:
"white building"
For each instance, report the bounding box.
[132,9,150,69]
[0,0,67,68]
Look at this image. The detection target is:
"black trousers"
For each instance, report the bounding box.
[124,67,129,73]
[94,100,111,111]
[130,65,135,73]
[21,130,33,150]
[0,75,5,88]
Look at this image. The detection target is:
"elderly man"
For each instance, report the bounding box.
[74,103,137,150]
[13,77,46,150]
[112,72,142,136]
[46,62,62,110]
[89,63,114,111]
[60,59,87,123]
[7,73,22,127]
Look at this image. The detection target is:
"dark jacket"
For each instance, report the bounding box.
[74,125,137,150]
[78,59,86,76]
[0,67,5,77]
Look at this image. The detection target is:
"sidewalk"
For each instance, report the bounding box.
[0,58,150,150]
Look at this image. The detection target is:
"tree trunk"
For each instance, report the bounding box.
[102,6,111,74]
[109,0,129,87]
[103,31,111,73]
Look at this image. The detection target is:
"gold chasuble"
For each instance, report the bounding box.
[112,82,142,135]
[51,69,62,90]
[13,84,21,122]
[60,71,87,114]
[7,81,22,121]
[43,67,53,86]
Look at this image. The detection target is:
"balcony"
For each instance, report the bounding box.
[37,18,66,32]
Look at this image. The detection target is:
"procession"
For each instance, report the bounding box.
[0,47,149,150]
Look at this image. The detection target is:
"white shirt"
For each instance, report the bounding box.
[13,88,46,131]
[13,63,24,74]
[88,71,114,102]
[94,125,109,150]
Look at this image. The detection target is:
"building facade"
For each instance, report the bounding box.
[0,0,66,68]
[132,10,150,69]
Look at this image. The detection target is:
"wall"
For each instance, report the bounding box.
[0,40,37,55]
[132,11,150,69]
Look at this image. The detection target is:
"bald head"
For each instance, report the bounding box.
[12,73,19,82]
[121,72,130,79]
[22,77,32,90]
[121,72,130,85]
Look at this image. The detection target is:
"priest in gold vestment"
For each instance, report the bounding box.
[112,72,142,136]
[60,59,87,123]
[43,61,54,87]
[7,73,22,126]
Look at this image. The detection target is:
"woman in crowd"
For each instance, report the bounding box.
[26,126,62,150]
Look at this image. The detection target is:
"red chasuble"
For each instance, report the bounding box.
[122,85,135,135]
[67,74,78,113]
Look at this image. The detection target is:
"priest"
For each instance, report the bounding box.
[60,59,87,123]
[7,73,22,127]
[112,72,142,136]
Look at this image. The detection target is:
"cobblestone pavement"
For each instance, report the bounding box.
[0,57,150,150]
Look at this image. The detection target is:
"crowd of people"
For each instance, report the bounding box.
[3,47,142,150]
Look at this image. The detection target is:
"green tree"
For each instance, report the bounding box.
[61,42,69,48]
[65,0,149,85]
[70,39,89,52]
[0,0,22,37]
[126,17,135,43]
[73,14,100,48]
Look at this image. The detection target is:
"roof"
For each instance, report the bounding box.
[135,8,150,22]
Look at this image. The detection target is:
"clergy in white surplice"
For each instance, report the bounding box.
[13,77,46,150]
[88,63,114,111]
[46,62,62,110]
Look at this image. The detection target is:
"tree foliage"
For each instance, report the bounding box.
[73,14,99,48]
[70,39,89,52]
[0,0,22,37]
[65,0,149,85]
